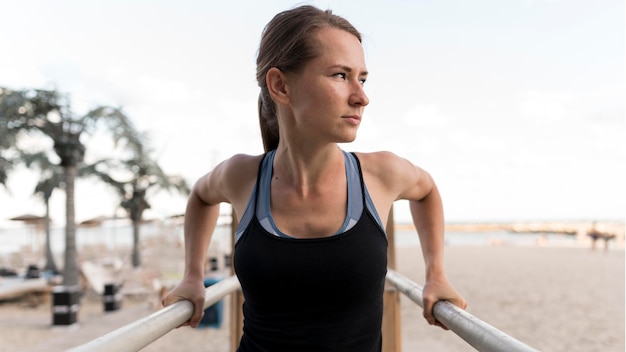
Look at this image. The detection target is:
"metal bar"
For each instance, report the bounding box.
[385,269,540,352]
[68,275,241,352]
[70,270,540,352]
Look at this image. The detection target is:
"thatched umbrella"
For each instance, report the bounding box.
[78,215,119,249]
[9,213,47,227]
[9,214,47,252]
[79,216,114,228]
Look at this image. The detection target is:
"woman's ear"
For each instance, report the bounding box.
[266,67,289,105]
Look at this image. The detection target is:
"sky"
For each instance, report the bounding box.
[0,0,624,226]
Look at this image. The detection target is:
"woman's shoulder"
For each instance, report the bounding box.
[216,153,265,183]
[199,153,265,205]
[352,150,411,174]
[353,150,431,198]
[223,153,265,169]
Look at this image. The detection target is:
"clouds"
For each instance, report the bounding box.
[403,104,449,128]
[0,0,623,223]
[517,90,573,124]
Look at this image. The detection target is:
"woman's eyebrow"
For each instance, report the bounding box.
[327,64,368,76]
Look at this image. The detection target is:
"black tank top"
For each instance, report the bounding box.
[234,152,388,351]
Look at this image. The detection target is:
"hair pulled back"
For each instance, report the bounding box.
[256,5,362,152]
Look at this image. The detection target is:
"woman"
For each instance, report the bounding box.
[163,5,466,351]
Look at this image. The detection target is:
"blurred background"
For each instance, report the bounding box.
[0,2,623,351]
[1,0,624,225]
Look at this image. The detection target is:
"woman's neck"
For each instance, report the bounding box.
[273,144,344,192]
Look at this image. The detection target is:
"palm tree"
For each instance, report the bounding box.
[0,87,23,187]
[22,153,120,275]
[21,151,63,274]
[0,87,143,286]
[90,142,190,267]
[0,142,15,187]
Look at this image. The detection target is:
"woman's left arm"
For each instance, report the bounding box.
[387,154,467,329]
[408,178,467,329]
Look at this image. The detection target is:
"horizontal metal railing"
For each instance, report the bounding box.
[385,269,540,352]
[71,271,539,352]
[68,275,241,352]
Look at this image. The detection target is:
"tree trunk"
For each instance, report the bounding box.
[131,219,141,267]
[43,199,59,273]
[62,165,79,286]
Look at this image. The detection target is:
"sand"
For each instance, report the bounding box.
[0,241,623,352]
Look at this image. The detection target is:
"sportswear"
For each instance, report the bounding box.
[234,150,388,351]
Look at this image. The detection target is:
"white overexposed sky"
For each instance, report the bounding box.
[0,0,624,226]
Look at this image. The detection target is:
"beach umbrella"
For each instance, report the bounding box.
[78,215,119,249]
[9,214,47,252]
[79,216,114,228]
[9,213,47,226]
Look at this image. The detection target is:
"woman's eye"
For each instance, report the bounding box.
[333,73,366,85]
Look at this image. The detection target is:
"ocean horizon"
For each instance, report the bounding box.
[0,220,584,260]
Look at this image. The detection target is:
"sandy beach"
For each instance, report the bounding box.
[0,237,623,352]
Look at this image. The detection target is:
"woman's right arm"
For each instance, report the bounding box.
[161,154,259,328]
[161,171,222,327]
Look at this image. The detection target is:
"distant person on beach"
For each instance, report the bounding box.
[588,222,615,252]
[162,5,466,351]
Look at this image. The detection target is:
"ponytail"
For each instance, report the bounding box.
[258,91,279,152]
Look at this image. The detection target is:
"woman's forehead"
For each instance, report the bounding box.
[312,27,367,71]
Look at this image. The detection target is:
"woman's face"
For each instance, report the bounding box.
[284,26,369,145]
